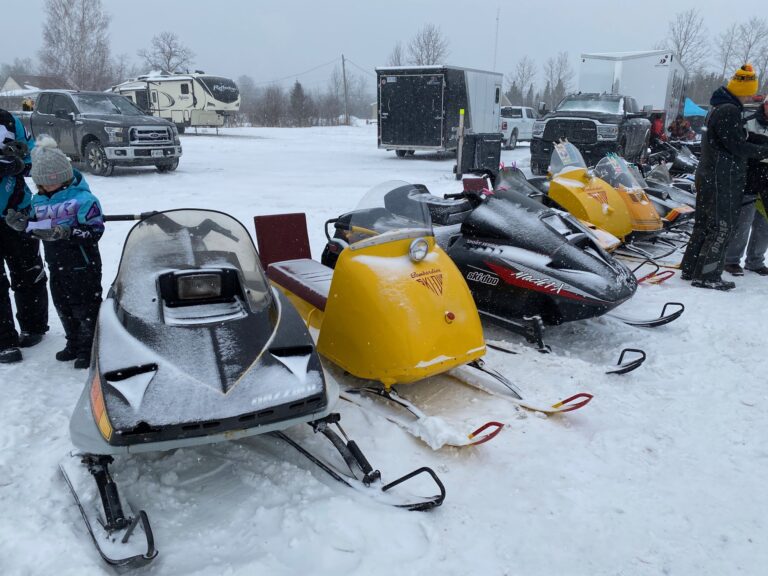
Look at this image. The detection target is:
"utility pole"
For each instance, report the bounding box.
[341,53,350,126]
[493,7,500,71]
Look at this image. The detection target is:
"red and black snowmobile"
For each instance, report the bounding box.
[321,170,682,358]
[61,209,445,568]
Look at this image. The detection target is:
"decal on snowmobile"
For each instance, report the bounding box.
[466,270,500,286]
[585,187,609,205]
[411,268,443,296]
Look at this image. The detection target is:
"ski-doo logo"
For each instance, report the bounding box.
[586,187,609,205]
[412,268,443,296]
[467,271,499,286]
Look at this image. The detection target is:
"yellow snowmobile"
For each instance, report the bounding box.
[254,181,593,449]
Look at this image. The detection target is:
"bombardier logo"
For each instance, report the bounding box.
[586,187,609,205]
[412,269,443,296]
[467,271,499,286]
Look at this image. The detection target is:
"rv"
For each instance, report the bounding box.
[112,72,240,132]
[376,65,503,156]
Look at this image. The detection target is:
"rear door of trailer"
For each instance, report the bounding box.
[379,71,444,149]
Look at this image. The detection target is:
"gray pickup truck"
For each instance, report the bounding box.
[25,90,182,176]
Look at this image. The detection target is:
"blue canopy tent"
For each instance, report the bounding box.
[683,97,707,117]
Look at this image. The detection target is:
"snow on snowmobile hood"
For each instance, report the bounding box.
[97,210,326,435]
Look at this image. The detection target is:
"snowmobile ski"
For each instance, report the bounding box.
[273,414,446,511]
[340,387,504,449]
[631,260,677,285]
[485,340,646,376]
[607,302,685,328]
[449,361,594,415]
[59,454,157,568]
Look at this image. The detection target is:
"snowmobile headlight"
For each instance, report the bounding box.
[409,238,429,262]
[177,273,222,300]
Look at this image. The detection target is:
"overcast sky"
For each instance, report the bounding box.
[5,0,763,92]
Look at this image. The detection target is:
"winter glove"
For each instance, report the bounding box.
[1,140,29,160]
[32,224,71,242]
[4,209,29,232]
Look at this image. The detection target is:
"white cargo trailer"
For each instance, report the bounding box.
[578,51,687,124]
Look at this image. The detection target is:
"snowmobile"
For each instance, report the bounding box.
[254,184,594,450]
[321,170,680,356]
[62,209,445,568]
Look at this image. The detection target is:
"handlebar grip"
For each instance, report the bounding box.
[443,193,465,199]
[104,211,159,222]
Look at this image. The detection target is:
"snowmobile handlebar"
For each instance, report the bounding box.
[104,212,159,222]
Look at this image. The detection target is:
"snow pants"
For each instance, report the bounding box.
[725,201,768,270]
[0,224,48,349]
[48,257,102,359]
[681,173,744,281]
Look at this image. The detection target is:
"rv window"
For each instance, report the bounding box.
[181,84,190,95]
[152,92,157,103]
[495,87,500,104]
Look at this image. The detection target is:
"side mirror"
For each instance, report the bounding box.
[642,105,653,114]
[538,101,547,115]
[54,109,75,121]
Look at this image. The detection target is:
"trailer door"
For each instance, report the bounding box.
[379,73,444,148]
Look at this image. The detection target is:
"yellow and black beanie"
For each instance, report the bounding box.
[727,64,758,97]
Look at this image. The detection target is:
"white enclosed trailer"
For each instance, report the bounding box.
[579,51,687,123]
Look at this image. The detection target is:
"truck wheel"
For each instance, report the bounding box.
[507,131,518,150]
[85,141,113,176]
[156,159,179,173]
[175,124,186,135]
[395,149,407,158]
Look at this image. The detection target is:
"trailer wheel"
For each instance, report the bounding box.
[407,150,415,156]
[84,141,113,177]
[395,149,408,158]
[507,130,518,150]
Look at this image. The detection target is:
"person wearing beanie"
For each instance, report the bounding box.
[680,64,768,290]
[6,135,104,368]
[0,108,48,364]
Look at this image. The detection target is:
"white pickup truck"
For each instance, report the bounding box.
[500,105,538,149]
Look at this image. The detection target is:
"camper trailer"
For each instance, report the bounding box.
[112,72,240,132]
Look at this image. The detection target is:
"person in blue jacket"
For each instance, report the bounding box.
[0,109,48,364]
[6,135,104,369]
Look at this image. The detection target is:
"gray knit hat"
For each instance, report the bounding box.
[31,135,73,186]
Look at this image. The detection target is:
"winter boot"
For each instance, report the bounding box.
[0,346,22,364]
[691,278,736,291]
[18,331,44,348]
[746,265,768,276]
[73,356,90,370]
[724,264,744,276]
[56,346,78,361]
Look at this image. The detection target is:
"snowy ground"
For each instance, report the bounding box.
[1,125,767,576]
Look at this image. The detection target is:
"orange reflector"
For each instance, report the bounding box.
[90,371,113,441]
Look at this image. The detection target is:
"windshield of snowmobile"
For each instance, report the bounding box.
[627,164,649,188]
[550,142,587,176]
[593,155,644,192]
[347,180,432,247]
[646,163,673,185]
[556,95,623,115]
[115,210,272,317]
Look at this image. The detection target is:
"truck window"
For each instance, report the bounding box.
[36,93,53,114]
[501,107,523,118]
[52,94,77,115]
[181,84,190,95]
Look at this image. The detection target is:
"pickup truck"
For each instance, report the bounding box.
[26,90,182,176]
[529,93,650,175]
[500,105,537,149]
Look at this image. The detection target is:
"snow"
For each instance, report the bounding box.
[1,126,767,575]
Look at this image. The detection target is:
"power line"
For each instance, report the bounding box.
[344,58,376,78]
[252,57,341,86]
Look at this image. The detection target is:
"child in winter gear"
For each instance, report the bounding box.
[0,109,48,364]
[27,136,104,368]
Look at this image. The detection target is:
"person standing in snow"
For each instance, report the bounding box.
[724,95,768,277]
[5,136,104,368]
[0,109,48,364]
[680,64,768,290]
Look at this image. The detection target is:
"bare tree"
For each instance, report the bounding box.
[407,24,449,66]
[138,31,195,73]
[38,0,113,90]
[734,17,768,64]
[512,56,536,94]
[0,58,35,88]
[388,42,405,67]
[109,54,143,86]
[716,23,740,80]
[664,8,709,72]
[544,52,573,108]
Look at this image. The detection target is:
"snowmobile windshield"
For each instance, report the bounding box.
[347,180,433,247]
[646,163,673,185]
[627,164,649,188]
[550,142,587,176]
[114,210,272,318]
[593,155,644,192]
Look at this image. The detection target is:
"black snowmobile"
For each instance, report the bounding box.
[62,209,444,568]
[321,169,681,359]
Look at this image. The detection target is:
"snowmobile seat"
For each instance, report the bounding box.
[267,259,332,312]
[253,213,312,270]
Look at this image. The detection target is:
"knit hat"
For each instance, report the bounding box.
[727,64,758,97]
[30,135,73,186]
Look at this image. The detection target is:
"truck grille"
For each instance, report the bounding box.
[129,126,173,146]
[543,120,597,144]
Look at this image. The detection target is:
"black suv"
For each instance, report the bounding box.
[28,90,182,176]
[529,93,651,175]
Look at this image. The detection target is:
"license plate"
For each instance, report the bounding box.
[151,150,163,158]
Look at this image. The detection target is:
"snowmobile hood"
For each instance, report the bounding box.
[91,210,328,446]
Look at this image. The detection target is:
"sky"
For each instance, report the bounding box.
[4,0,763,93]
